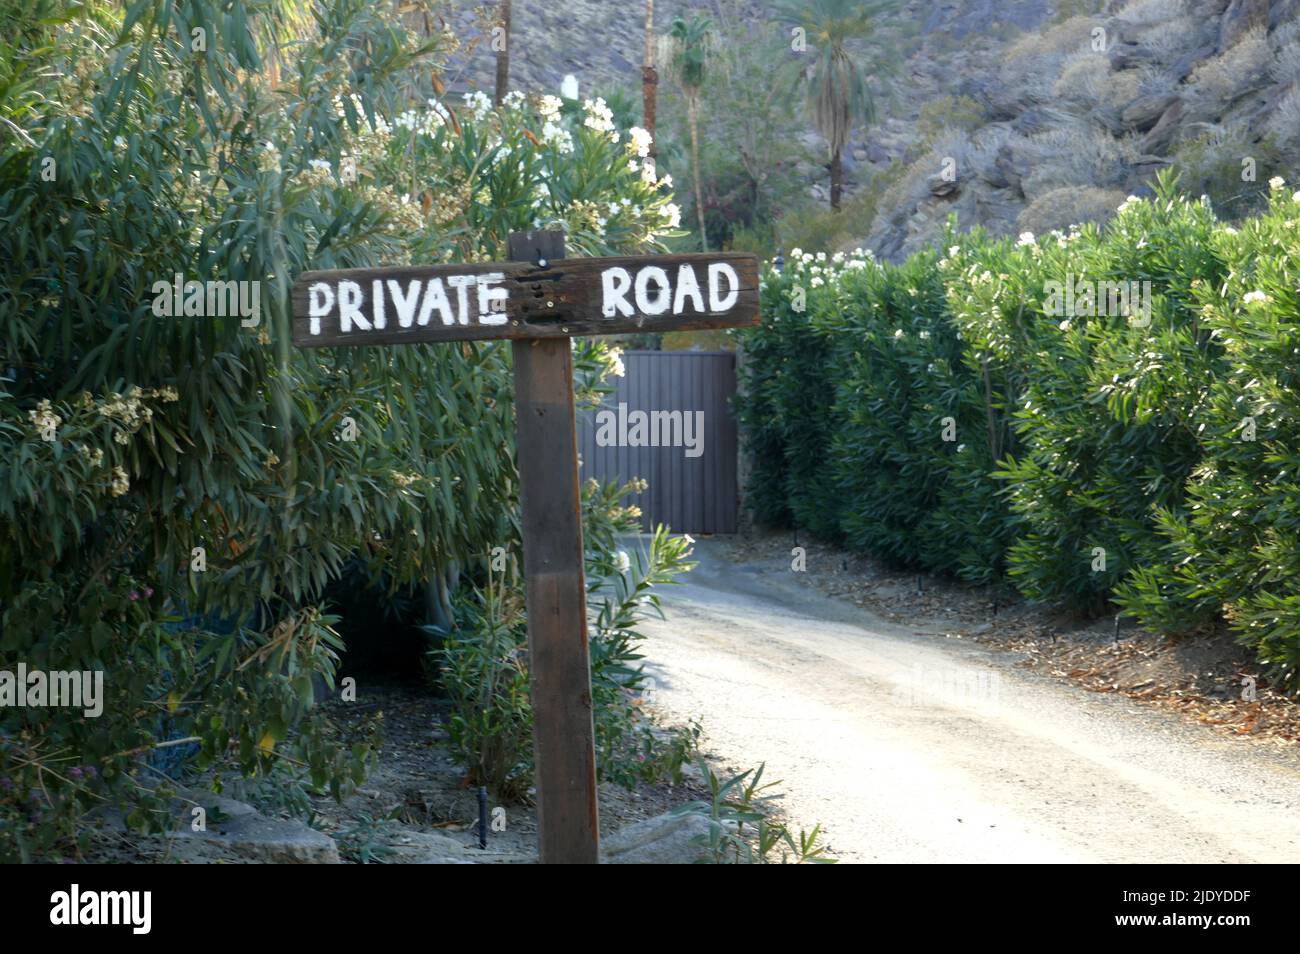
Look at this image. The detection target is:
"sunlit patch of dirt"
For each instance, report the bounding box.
[720,528,1300,748]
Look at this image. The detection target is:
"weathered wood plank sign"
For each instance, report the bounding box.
[292,233,760,864]
[292,252,759,347]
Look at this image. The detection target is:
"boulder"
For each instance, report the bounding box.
[171,792,340,864]
[375,828,537,864]
[1130,154,1174,176]
[381,828,474,864]
[1108,44,1159,72]
[972,189,1023,234]
[1122,93,1179,132]
[1140,98,1186,154]
[602,810,714,864]
[979,162,1011,190]
[928,174,960,197]
[994,142,1030,194]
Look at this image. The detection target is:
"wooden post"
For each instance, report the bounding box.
[508,230,600,864]
[291,230,759,865]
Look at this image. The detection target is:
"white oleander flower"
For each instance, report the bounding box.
[462,90,493,122]
[256,142,281,173]
[538,94,563,120]
[627,126,652,159]
[582,97,616,135]
[541,121,573,154]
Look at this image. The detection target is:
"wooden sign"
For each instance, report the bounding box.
[292,233,760,865]
[292,252,759,347]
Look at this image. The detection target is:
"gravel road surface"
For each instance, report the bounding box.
[637,538,1300,863]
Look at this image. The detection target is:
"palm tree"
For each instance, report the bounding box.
[662,15,713,251]
[642,0,658,178]
[779,0,896,210]
[494,0,512,105]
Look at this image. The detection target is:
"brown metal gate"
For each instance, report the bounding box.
[577,350,739,534]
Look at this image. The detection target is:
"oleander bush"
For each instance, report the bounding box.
[738,172,1300,687]
[434,522,699,801]
[947,176,1228,611]
[0,0,686,861]
[747,244,1016,581]
[1114,182,1300,686]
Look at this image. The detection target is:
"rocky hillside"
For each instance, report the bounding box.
[438,0,708,98]
[440,0,1300,258]
[864,0,1300,259]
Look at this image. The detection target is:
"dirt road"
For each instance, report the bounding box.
[636,538,1300,863]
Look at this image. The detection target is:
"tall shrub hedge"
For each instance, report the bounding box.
[0,0,684,860]
[738,173,1300,686]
